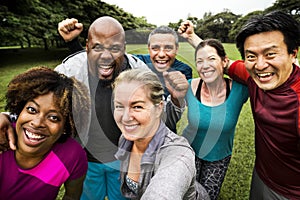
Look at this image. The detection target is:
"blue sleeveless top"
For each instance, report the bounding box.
[182,79,248,161]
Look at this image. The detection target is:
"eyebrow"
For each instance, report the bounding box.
[29,99,39,108]
[113,100,146,105]
[29,99,61,114]
[130,100,146,106]
[245,45,279,54]
[150,44,174,47]
[196,55,216,60]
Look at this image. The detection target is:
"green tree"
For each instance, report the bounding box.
[228,10,263,42]
[1,0,67,49]
[265,0,300,21]
[0,5,24,47]
[0,0,154,49]
[229,0,299,43]
[194,10,240,42]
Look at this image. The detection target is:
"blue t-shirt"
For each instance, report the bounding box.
[135,54,192,98]
[182,79,248,161]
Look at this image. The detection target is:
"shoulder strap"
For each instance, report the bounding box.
[225,78,231,99]
[196,79,203,102]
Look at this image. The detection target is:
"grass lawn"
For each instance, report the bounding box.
[0,43,255,200]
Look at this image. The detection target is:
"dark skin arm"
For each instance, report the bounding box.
[0,113,16,151]
[62,175,86,200]
[58,18,84,54]
[58,18,83,42]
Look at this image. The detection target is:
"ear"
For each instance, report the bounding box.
[155,101,164,118]
[291,49,299,64]
[223,56,229,67]
[157,100,164,109]
[85,39,89,51]
[174,45,179,55]
[222,56,230,73]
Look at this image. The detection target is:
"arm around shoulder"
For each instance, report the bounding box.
[62,139,88,199]
[63,174,86,200]
[0,112,16,151]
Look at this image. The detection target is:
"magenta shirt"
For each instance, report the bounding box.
[0,137,87,200]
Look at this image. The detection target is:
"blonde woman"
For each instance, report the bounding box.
[113,69,209,199]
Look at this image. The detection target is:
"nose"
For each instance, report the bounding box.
[30,115,46,128]
[122,107,133,121]
[158,48,166,57]
[197,60,209,69]
[255,56,268,71]
[100,49,114,60]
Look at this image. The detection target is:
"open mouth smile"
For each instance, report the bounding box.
[256,72,274,78]
[25,129,46,141]
[97,64,115,77]
[22,128,48,146]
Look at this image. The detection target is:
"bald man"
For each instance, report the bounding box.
[56,16,147,200]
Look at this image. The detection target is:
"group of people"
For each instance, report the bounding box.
[0,9,299,200]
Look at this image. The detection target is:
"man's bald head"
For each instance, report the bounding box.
[86,16,126,80]
[88,16,125,41]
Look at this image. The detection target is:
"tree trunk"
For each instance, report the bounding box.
[25,35,31,48]
[43,38,48,50]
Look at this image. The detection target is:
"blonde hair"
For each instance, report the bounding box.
[112,69,164,105]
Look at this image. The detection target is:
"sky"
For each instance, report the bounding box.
[102,0,276,26]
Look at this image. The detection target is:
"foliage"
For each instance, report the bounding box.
[0,0,155,49]
[1,0,299,49]
[228,11,264,42]
[266,0,300,21]
[169,0,300,43]
[228,0,300,43]
[195,10,240,43]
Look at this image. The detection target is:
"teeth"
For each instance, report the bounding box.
[25,130,45,140]
[99,65,112,69]
[124,124,137,130]
[203,71,214,77]
[157,60,167,64]
[257,72,272,77]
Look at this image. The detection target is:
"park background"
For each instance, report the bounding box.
[0,0,299,199]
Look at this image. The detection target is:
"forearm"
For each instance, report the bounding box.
[65,38,84,54]
[0,112,17,151]
[171,94,186,108]
[63,175,85,200]
[142,146,195,199]
[164,97,186,133]
[187,33,203,49]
